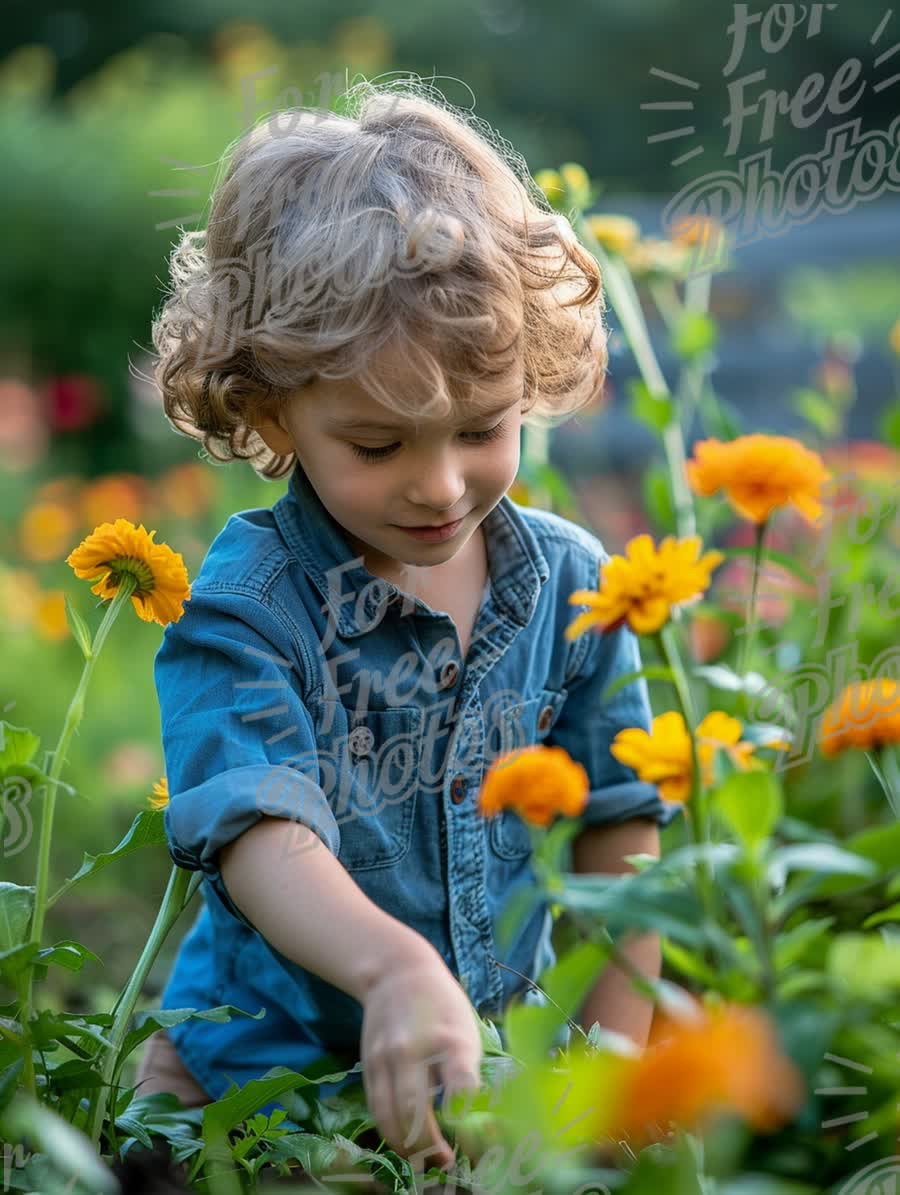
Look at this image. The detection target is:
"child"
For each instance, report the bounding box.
[135,80,681,1170]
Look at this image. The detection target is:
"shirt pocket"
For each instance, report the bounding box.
[489,687,568,861]
[329,705,422,872]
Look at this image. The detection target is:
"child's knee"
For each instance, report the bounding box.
[134,1029,212,1108]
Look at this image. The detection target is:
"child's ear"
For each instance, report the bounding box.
[250,402,294,456]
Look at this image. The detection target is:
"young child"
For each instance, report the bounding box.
[135,80,681,1169]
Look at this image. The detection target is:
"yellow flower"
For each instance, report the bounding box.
[610,710,757,803]
[585,214,641,255]
[565,534,724,639]
[819,680,900,758]
[66,518,191,627]
[33,591,69,643]
[686,434,832,526]
[611,1002,805,1146]
[20,501,78,563]
[478,745,589,828]
[889,318,900,357]
[622,236,692,280]
[559,162,591,206]
[534,169,565,207]
[148,776,169,810]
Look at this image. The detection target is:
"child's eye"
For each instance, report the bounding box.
[349,419,506,462]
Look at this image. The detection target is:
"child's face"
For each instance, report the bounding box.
[253,350,525,579]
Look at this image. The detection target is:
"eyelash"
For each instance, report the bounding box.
[349,420,507,462]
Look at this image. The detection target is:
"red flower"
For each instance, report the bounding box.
[43,374,104,432]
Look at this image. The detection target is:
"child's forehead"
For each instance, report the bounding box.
[313,338,522,427]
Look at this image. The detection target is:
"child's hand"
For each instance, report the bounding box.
[360,945,483,1171]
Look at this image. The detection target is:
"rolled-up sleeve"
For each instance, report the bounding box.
[155,585,341,924]
[547,619,684,830]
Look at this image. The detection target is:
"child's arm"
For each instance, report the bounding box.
[219,817,481,1169]
[570,817,661,1050]
[219,816,437,1003]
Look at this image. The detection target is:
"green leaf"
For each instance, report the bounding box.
[627,378,674,433]
[672,310,717,360]
[0,883,34,951]
[0,1092,119,1194]
[642,462,677,534]
[828,933,900,1000]
[789,387,840,437]
[862,903,900,929]
[64,595,93,660]
[711,770,783,852]
[774,917,835,970]
[768,844,878,888]
[661,939,720,986]
[601,665,676,703]
[880,399,900,450]
[202,1060,364,1140]
[811,820,900,898]
[50,809,167,907]
[35,940,101,973]
[0,722,40,770]
[118,1004,268,1067]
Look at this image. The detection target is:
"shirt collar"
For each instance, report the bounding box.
[273,463,550,639]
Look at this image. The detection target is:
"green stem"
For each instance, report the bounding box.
[864,748,900,819]
[736,521,768,720]
[574,216,697,541]
[654,627,722,967]
[86,864,199,1148]
[16,577,137,1098]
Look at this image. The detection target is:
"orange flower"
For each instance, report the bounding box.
[611,1002,805,1146]
[66,518,191,627]
[565,534,724,638]
[160,462,216,519]
[80,474,150,530]
[819,679,900,758]
[585,214,641,255]
[686,434,832,525]
[148,777,169,810]
[478,745,589,828]
[33,591,69,643]
[0,568,41,631]
[670,214,725,251]
[20,501,78,562]
[610,710,757,803]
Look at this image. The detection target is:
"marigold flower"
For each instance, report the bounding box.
[161,462,216,519]
[621,236,692,280]
[148,777,169,810]
[585,214,641,255]
[611,1002,805,1146]
[610,710,757,803]
[80,474,149,530]
[565,534,724,639]
[686,434,832,526]
[478,745,589,828]
[66,518,191,627]
[670,214,725,250]
[20,501,78,562]
[33,591,69,643]
[534,169,564,206]
[819,679,900,758]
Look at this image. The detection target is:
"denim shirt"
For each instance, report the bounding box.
[156,463,681,1106]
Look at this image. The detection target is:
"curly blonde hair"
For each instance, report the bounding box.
[151,76,607,480]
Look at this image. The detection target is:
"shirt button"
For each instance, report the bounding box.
[450,775,467,804]
[348,726,375,757]
[438,660,460,690]
[537,704,555,733]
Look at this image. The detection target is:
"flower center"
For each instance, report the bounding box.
[105,555,155,595]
